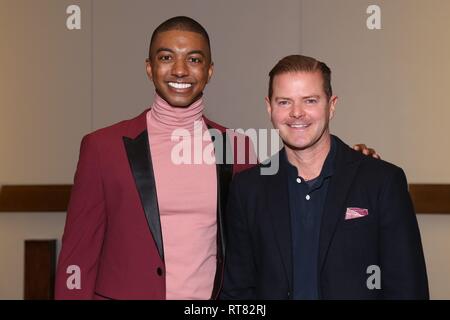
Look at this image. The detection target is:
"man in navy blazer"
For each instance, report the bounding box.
[221,55,429,299]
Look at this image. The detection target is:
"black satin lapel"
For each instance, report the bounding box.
[123,131,164,261]
[266,159,293,290]
[210,129,233,299]
[216,160,232,256]
[207,125,233,256]
[318,144,362,273]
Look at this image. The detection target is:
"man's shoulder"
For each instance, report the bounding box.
[353,149,404,178]
[358,156,407,190]
[334,135,404,177]
[340,143,407,187]
[83,109,148,142]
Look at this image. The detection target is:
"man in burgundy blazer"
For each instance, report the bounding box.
[55,110,251,300]
[55,16,253,300]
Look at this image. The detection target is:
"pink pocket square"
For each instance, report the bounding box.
[345,207,369,220]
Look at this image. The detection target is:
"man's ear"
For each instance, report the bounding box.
[265,97,272,118]
[145,58,153,80]
[207,61,214,83]
[329,95,338,120]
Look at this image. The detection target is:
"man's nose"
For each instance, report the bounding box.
[289,103,305,118]
[172,59,189,77]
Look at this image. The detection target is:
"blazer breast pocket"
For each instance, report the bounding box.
[341,207,372,228]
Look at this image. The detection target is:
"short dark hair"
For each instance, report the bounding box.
[149,16,211,60]
[268,54,332,100]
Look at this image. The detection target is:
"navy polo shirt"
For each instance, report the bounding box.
[283,137,336,299]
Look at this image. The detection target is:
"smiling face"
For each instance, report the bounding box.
[266,71,337,152]
[146,30,213,107]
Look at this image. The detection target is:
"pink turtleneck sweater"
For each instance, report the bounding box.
[146,94,217,300]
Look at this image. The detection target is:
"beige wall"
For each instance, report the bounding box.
[0,0,91,299]
[417,215,450,299]
[0,0,92,184]
[0,0,449,299]
[301,0,450,183]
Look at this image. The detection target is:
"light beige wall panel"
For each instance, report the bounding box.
[0,0,92,184]
[417,215,450,299]
[301,0,450,183]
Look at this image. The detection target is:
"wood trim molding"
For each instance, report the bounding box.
[0,184,449,214]
[0,185,72,212]
[409,184,450,214]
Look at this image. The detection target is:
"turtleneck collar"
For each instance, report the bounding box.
[148,93,204,130]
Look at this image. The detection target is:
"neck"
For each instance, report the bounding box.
[149,93,204,130]
[285,133,331,180]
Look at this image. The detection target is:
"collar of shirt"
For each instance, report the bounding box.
[282,135,337,192]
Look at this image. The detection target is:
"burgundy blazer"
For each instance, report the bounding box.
[55,109,254,300]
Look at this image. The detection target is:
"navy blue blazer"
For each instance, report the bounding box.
[221,136,429,299]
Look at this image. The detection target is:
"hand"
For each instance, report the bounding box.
[352,144,381,159]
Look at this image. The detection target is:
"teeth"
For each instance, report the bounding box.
[289,124,309,128]
[168,82,192,89]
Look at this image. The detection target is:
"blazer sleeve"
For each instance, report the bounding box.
[379,168,429,299]
[220,174,257,299]
[54,134,107,299]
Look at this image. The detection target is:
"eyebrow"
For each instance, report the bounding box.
[155,48,206,57]
[156,48,174,54]
[275,97,293,101]
[303,95,320,99]
[274,95,320,101]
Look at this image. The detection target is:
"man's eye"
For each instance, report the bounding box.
[189,57,202,63]
[278,100,289,106]
[305,99,317,104]
[159,55,172,61]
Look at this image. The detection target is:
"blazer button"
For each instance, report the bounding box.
[157,267,163,276]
